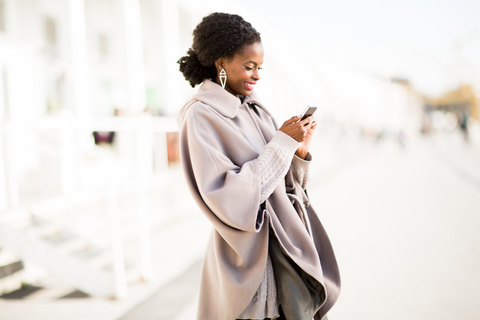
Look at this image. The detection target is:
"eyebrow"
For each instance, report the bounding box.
[245,61,263,65]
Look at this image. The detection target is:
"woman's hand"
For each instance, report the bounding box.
[295,117,316,159]
[278,115,314,145]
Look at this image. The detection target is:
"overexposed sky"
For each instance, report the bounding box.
[241,0,480,96]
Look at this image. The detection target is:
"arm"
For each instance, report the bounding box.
[291,116,316,189]
[292,153,312,189]
[258,131,299,203]
[254,112,316,203]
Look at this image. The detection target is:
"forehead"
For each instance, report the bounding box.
[233,42,264,62]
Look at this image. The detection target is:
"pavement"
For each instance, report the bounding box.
[121,130,480,320]
[1,129,480,320]
[0,165,212,320]
[313,133,480,320]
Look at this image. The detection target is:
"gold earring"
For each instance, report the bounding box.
[219,69,227,89]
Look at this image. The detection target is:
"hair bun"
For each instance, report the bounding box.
[177,48,216,88]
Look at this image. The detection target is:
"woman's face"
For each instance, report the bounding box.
[216,42,264,97]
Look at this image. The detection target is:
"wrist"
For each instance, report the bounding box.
[295,149,307,159]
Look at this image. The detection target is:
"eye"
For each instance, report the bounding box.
[245,66,253,71]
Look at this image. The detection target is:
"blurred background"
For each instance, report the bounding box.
[0,0,479,319]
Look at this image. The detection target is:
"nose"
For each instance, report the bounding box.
[252,68,260,81]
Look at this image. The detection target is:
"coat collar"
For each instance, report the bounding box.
[193,79,264,119]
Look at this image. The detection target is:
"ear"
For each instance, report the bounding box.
[214,57,225,73]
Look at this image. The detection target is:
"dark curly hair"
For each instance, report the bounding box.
[177,12,261,88]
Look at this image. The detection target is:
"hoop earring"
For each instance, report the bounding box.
[219,69,227,89]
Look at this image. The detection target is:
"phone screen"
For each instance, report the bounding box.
[298,106,317,122]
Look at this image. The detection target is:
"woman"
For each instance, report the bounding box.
[177,12,340,320]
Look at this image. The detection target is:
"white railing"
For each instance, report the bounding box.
[0,113,179,297]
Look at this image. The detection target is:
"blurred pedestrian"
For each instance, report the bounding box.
[177,12,340,320]
[458,110,469,142]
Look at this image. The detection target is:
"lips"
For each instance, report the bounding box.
[244,82,256,90]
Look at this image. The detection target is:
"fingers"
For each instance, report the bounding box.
[286,115,302,124]
[296,118,312,139]
[299,115,313,127]
[279,115,317,142]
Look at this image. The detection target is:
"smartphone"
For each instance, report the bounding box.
[297,106,317,122]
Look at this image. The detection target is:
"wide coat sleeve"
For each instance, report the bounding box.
[180,102,266,232]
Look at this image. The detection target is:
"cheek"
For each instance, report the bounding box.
[231,69,249,83]
[228,65,245,79]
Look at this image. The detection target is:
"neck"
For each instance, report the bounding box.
[215,77,239,98]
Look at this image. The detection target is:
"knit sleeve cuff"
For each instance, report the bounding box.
[293,152,312,170]
[270,131,299,156]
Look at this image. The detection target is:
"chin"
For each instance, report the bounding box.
[239,88,253,96]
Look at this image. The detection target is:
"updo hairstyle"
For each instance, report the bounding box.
[177,12,261,88]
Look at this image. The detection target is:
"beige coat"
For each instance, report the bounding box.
[178,80,340,320]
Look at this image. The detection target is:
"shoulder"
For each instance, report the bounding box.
[183,102,221,130]
[178,98,222,127]
[183,99,229,123]
[179,100,233,141]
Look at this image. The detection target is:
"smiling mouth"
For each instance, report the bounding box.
[244,82,256,90]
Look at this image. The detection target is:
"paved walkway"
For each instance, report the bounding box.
[315,135,480,320]
[118,260,202,320]
[119,132,480,320]
[2,131,479,320]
